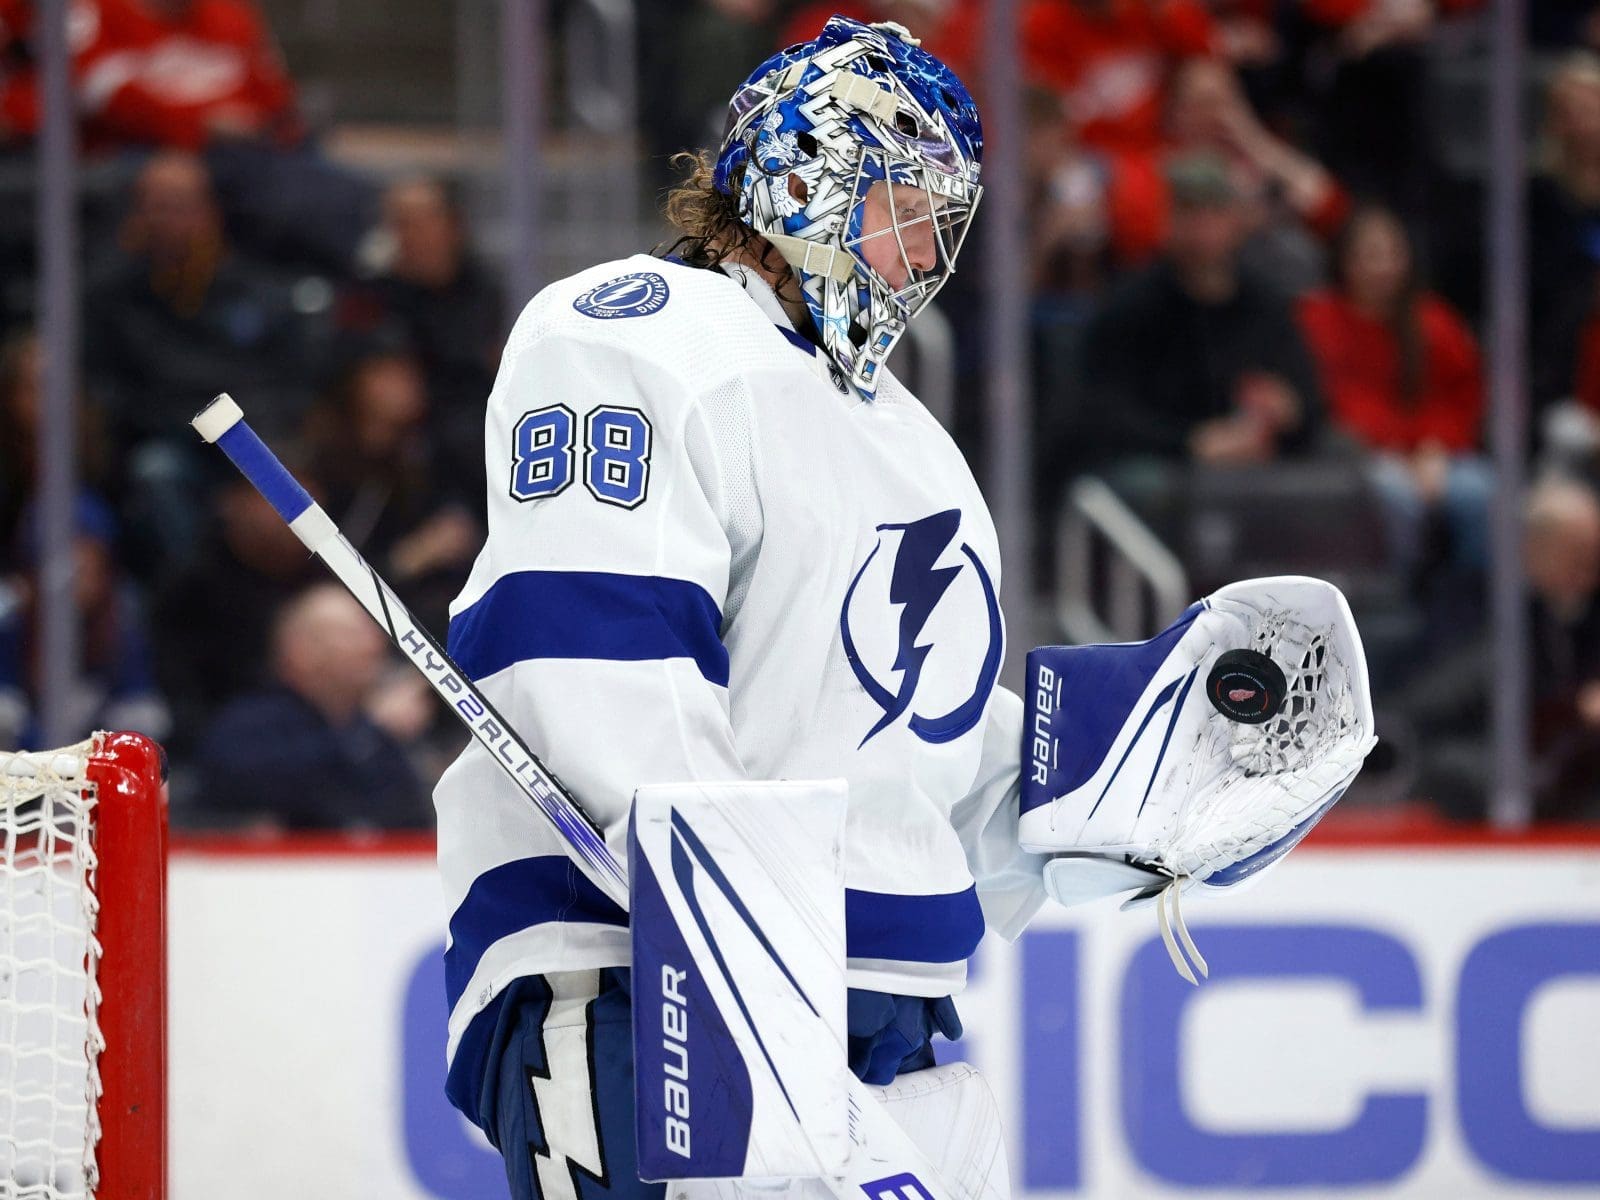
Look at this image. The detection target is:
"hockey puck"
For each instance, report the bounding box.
[1206,649,1287,725]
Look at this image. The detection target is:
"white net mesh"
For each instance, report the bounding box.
[0,738,102,1200]
[1162,602,1372,886]
[1231,612,1357,780]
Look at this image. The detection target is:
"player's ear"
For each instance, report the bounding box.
[788,173,809,204]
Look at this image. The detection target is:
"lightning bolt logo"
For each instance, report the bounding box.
[840,509,1003,747]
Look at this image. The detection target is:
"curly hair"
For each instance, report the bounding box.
[659,151,806,312]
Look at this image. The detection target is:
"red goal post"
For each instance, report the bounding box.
[0,731,167,1200]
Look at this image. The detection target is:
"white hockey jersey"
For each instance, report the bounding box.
[435,253,1045,1116]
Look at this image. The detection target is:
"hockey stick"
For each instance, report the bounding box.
[192,393,973,1200]
[190,394,629,909]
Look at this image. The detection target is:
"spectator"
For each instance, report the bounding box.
[1400,478,1600,821]
[1531,52,1600,413]
[1526,478,1600,820]
[1075,152,1322,476]
[0,0,300,151]
[84,151,315,576]
[188,583,432,831]
[0,329,110,567]
[343,176,502,479]
[1296,0,1483,221]
[1298,206,1490,574]
[0,492,169,750]
[1105,56,1350,288]
[151,470,323,755]
[1020,0,1220,158]
[302,348,479,633]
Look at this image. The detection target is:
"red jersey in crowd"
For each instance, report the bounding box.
[1297,289,1483,453]
[0,0,297,149]
[1020,0,1218,155]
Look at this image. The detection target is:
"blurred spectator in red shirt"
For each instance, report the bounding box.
[1298,206,1490,573]
[1020,0,1219,158]
[0,0,300,150]
[780,1,982,81]
[0,0,371,272]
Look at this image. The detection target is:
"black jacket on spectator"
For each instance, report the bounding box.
[1527,173,1600,409]
[190,685,431,831]
[342,259,502,503]
[85,252,314,448]
[366,258,501,411]
[1399,597,1600,822]
[152,532,320,755]
[1078,259,1324,461]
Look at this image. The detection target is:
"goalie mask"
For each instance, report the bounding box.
[713,17,983,395]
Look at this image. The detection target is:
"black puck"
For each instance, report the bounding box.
[1206,649,1287,725]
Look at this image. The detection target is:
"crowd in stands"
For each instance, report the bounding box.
[4,0,1600,825]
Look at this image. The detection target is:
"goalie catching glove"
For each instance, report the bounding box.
[1020,576,1376,984]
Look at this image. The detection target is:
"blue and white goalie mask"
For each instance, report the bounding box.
[713,17,983,395]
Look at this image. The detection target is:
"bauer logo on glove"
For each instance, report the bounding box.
[1019,576,1377,983]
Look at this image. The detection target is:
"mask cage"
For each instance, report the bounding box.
[836,142,981,372]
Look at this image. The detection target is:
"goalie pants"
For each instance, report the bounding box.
[480,968,962,1200]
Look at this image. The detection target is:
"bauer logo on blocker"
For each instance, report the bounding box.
[574,272,671,320]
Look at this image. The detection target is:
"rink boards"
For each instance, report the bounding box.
[166,834,1600,1199]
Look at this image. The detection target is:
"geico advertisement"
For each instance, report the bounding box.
[168,846,1600,1199]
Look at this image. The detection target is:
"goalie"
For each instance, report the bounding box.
[431,17,1375,1200]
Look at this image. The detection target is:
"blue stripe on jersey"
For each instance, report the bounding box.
[447,570,729,686]
[444,855,628,1011]
[845,884,985,965]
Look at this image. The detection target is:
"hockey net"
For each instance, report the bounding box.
[0,732,166,1200]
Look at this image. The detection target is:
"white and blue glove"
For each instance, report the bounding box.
[1021,576,1377,982]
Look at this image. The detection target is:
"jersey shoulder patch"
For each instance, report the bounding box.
[572,270,671,320]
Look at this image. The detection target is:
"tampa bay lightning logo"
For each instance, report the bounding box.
[840,509,1003,747]
[573,272,670,320]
